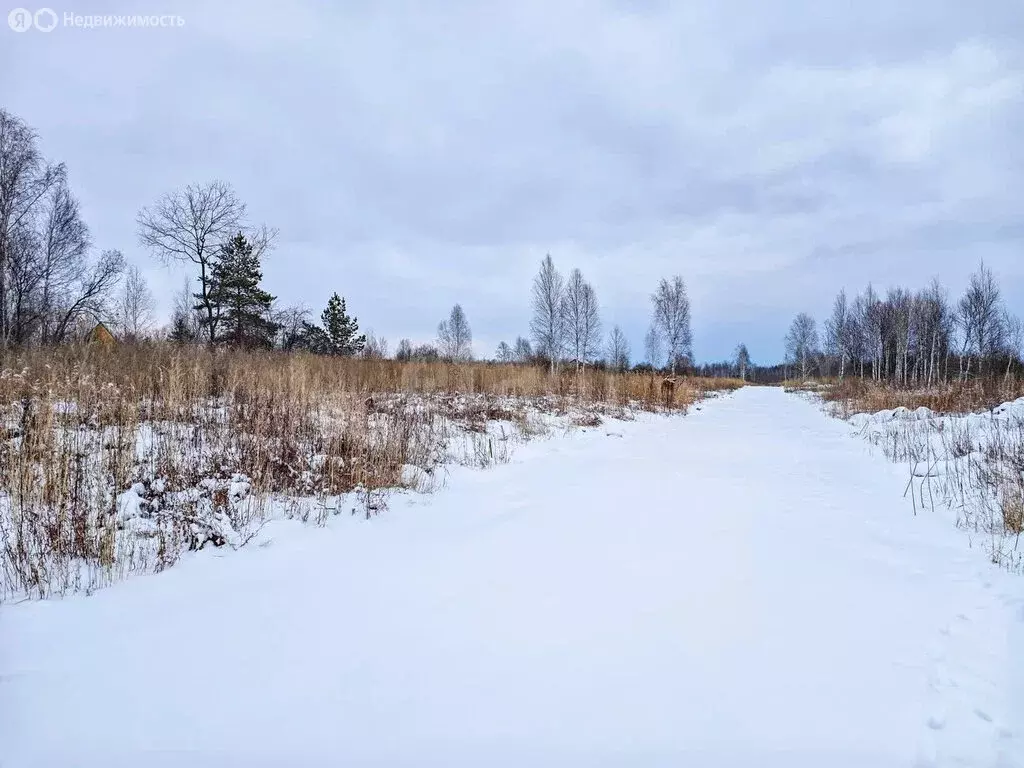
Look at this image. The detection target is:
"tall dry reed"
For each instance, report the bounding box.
[0,343,741,599]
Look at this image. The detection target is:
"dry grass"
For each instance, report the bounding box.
[0,343,741,410]
[0,342,742,599]
[1001,483,1024,537]
[831,377,1024,571]
[808,377,1024,416]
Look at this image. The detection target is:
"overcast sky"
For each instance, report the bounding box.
[2,0,1022,362]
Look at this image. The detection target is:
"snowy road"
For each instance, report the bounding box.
[2,387,1022,767]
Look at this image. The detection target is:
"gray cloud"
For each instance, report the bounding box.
[2,0,1021,361]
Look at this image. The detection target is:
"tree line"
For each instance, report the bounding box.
[484,254,694,376]
[0,109,129,346]
[783,263,1023,384]
[8,107,1019,384]
[0,109,372,355]
[387,254,697,376]
[2,108,705,374]
[138,179,371,354]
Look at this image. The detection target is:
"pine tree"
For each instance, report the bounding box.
[298,321,332,354]
[168,311,196,343]
[318,293,365,355]
[206,233,279,348]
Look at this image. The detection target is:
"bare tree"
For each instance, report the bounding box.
[734,343,751,381]
[848,290,868,379]
[395,338,413,361]
[137,181,248,343]
[828,278,957,386]
[785,312,818,380]
[362,331,389,360]
[530,254,565,374]
[411,343,441,362]
[35,180,92,343]
[47,249,125,343]
[513,335,533,363]
[246,223,279,262]
[437,303,472,361]
[495,341,514,363]
[5,226,45,344]
[650,276,693,375]
[957,261,1005,378]
[855,284,884,381]
[644,325,663,369]
[168,279,202,342]
[916,279,953,386]
[577,281,601,370]
[0,113,127,347]
[1003,310,1022,381]
[823,289,851,379]
[0,109,66,347]
[271,302,311,350]
[606,325,630,372]
[115,264,155,341]
[562,268,602,372]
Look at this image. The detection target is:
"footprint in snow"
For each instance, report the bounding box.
[974,709,993,723]
[927,716,945,731]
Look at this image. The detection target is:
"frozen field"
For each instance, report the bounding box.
[1,386,1021,767]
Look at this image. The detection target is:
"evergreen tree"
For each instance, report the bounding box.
[169,280,199,343]
[298,322,331,354]
[206,233,279,348]
[168,311,196,343]
[319,292,365,355]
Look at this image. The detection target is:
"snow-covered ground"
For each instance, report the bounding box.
[1,387,1021,767]
[0,391,647,600]
[843,396,1024,572]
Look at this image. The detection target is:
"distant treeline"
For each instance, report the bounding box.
[6,107,1015,386]
[782,265,1022,385]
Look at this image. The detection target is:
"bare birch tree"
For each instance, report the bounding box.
[957,261,1005,378]
[116,264,155,341]
[785,312,818,380]
[495,341,514,363]
[650,276,692,375]
[0,109,66,347]
[1002,310,1022,381]
[513,335,533,363]
[824,289,851,379]
[644,325,663,369]
[606,325,630,372]
[562,268,602,372]
[530,254,565,373]
[437,303,472,361]
[917,279,953,386]
[734,343,751,381]
[860,284,887,381]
